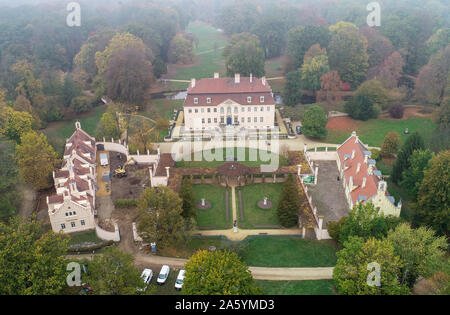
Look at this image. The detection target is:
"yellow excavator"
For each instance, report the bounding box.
[114,157,136,178]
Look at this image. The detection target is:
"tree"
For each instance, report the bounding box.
[224,35,265,77]
[0,138,19,218]
[251,17,286,59]
[426,27,450,57]
[301,105,328,139]
[168,35,194,64]
[137,187,187,249]
[13,95,42,129]
[381,131,401,157]
[414,151,450,236]
[16,131,59,190]
[0,106,34,143]
[328,216,347,244]
[84,246,144,295]
[345,80,389,120]
[400,149,433,199]
[387,223,448,288]
[415,45,450,105]
[369,51,405,90]
[0,217,69,295]
[179,177,196,220]
[433,97,450,130]
[70,96,92,114]
[329,21,358,34]
[300,55,330,92]
[218,3,259,35]
[95,111,121,140]
[320,71,343,91]
[359,26,394,69]
[328,27,369,89]
[183,250,261,295]
[129,119,153,153]
[95,32,150,75]
[283,70,302,106]
[338,202,401,246]
[333,236,410,295]
[287,25,331,69]
[304,44,327,63]
[11,60,43,105]
[105,48,153,105]
[277,174,301,227]
[61,75,82,107]
[391,132,425,183]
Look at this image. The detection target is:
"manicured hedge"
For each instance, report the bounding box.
[115,199,138,208]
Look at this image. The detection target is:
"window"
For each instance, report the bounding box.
[234,107,238,113]
[207,97,211,104]
[194,98,198,104]
[195,109,198,113]
[71,222,75,228]
[234,116,238,123]
[73,211,76,215]
[207,108,211,113]
[61,224,66,229]
[260,96,265,103]
[214,118,217,123]
[188,109,192,113]
[267,106,270,111]
[202,118,205,124]
[81,220,85,226]
[241,117,245,123]
[214,108,217,113]
[227,107,231,114]
[247,96,252,103]
[220,117,224,124]
[208,118,211,123]
[201,108,204,113]
[260,117,264,122]
[260,107,264,111]
[241,107,245,112]
[254,107,258,112]
[254,117,257,123]
[65,213,68,217]
[248,117,251,122]
[220,107,224,114]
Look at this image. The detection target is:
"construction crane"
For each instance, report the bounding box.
[114,157,136,178]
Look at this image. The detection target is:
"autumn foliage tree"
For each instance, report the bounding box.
[381,131,401,157]
[16,131,59,190]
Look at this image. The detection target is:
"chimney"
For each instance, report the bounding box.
[364,154,369,164]
[362,177,367,188]
[214,72,219,79]
[250,73,253,83]
[356,163,361,173]
[75,121,81,129]
[191,78,196,88]
[165,166,170,178]
[351,150,355,159]
[262,76,266,86]
[368,164,374,175]
[235,73,240,84]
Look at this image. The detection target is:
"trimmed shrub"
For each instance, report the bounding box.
[115,199,138,208]
[389,105,404,119]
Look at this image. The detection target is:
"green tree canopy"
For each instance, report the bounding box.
[179,177,196,220]
[391,132,425,183]
[381,131,401,157]
[277,173,301,227]
[0,138,19,218]
[400,149,433,199]
[283,70,302,106]
[301,55,330,92]
[0,217,69,295]
[301,105,328,139]
[183,250,261,295]
[414,150,450,236]
[137,187,187,249]
[333,236,410,295]
[0,106,34,143]
[224,34,265,77]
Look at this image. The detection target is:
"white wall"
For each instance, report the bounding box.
[95,222,120,242]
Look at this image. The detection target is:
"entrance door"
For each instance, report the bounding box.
[226,117,232,125]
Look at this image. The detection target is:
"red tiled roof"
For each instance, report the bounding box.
[184,93,274,107]
[48,195,64,204]
[188,77,272,94]
[337,135,381,205]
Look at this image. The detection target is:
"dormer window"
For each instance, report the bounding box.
[247,96,252,103]
[260,96,265,103]
[194,98,198,104]
[207,97,211,104]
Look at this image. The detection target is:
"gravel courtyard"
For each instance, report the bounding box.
[306,160,349,228]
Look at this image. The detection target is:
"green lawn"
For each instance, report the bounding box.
[167,22,228,90]
[175,147,288,168]
[68,230,103,246]
[256,280,335,295]
[239,236,337,267]
[238,183,283,229]
[324,117,437,147]
[193,184,232,230]
[43,105,106,156]
[144,98,184,121]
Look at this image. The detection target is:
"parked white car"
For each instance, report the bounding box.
[137,269,153,291]
[157,265,170,285]
[174,270,186,291]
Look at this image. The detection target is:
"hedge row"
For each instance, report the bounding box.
[115,199,138,208]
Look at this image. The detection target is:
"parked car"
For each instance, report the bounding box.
[296,125,302,135]
[137,269,153,291]
[79,283,92,295]
[157,265,170,285]
[174,270,186,291]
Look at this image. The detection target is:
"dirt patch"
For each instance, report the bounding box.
[380,106,434,120]
[326,116,359,132]
[381,157,396,166]
[110,151,151,201]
